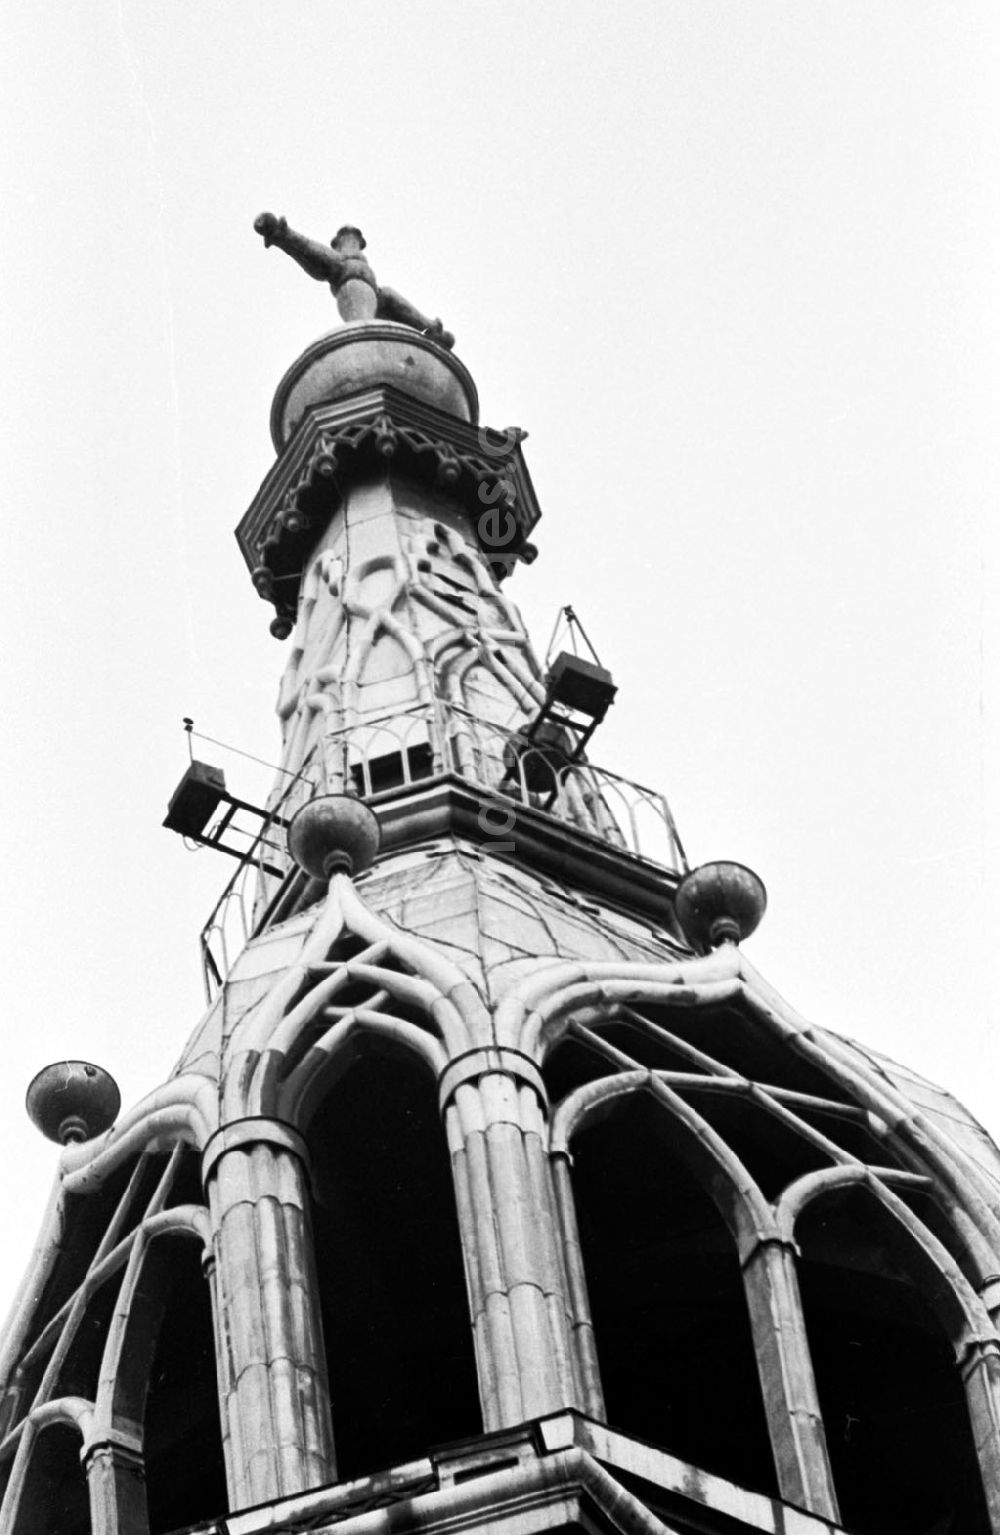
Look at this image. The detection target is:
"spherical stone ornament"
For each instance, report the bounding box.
[26,1061,121,1145]
[674,860,767,952]
[287,794,381,881]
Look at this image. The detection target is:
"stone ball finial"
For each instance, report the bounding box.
[674,860,767,952]
[26,1061,121,1146]
[287,794,381,881]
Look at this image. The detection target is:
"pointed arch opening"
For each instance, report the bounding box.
[55,1272,126,1404]
[796,1185,991,1535]
[116,1237,226,1534]
[27,1158,141,1347]
[567,1091,778,1494]
[306,1038,481,1478]
[682,1093,832,1200]
[10,1423,89,1535]
[0,1153,170,1454]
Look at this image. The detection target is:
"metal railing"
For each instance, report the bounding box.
[199,703,687,998]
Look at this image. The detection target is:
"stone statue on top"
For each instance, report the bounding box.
[253,215,455,350]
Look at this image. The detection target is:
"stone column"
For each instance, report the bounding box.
[84,1434,148,1535]
[440,1050,584,1429]
[550,1151,606,1420]
[740,1237,840,1521]
[202,1120,335,1508]
[959,1337,1000,1533]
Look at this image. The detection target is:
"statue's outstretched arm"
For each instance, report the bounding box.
[253,213,343,284]
[377,285,455,350]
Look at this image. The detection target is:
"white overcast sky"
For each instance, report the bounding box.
[0,1,998,1314]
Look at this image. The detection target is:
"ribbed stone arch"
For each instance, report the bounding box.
[1,1157,200,1449]
[246,955,446,1118]
[461,645,540,714]
[501,952,740,1057]
[60,1076,217,1198]
[425,623,478,670]
[204,877,497,1506]
[340,558,425,661]
[340,550,409,627]
[438,639,533,739]
[6,1223,124,1438]
[49,1276,126,1424]
[1,1190,217,1535]
[553,1072,778,1269]
[95,1208,213,1436]
[714,964,1000,1247]
[55,1208,214,1535]
[435,615,538,700]
[349,619,423,695]
[550,1071,839,1519]
[332,561,436,759]
[503,952,1000,1264]
[230,876,487,1124]
[915,1193,1000,1308]
[0,1146,200,1455]
[778,1167,997,1340]
[778,1165,1000,1532]
[513,963,1000,1326]
[0,1397,93,1535]
[279,1008,446,1129]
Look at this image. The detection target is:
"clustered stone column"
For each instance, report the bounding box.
[440,1049,586,1429]
[740,1237,839,1520]
[83,1434,148,1535]
[202,1120,335,1506]
[548,1151,606,1420]
[958,1336,1000,1529]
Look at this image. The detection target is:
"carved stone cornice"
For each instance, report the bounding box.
[236,386,542,635]
[250,774,685,943]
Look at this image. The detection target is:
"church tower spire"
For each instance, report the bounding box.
[231,215,685,943]
[2,220,1000,1535]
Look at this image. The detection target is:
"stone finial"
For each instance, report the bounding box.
[674,860,767,951]
[253,212,455,349]
[287,794,381,881]
[26,1060,121,1145]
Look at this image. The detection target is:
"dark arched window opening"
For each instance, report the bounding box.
[28,1159,139,1342]
[543,1033,614,1100]
[161,1146,205,1210]
[686,1094,830,1200]
[633,1003,855,1103]
[10,1425,89,1535]
[142,1243,227,1533]
[797,1188,990,1535]
[55,1271,125,1402]
[308,1042,481,1479]
[0,1160,153,1452]
[570,1094,778,1495]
